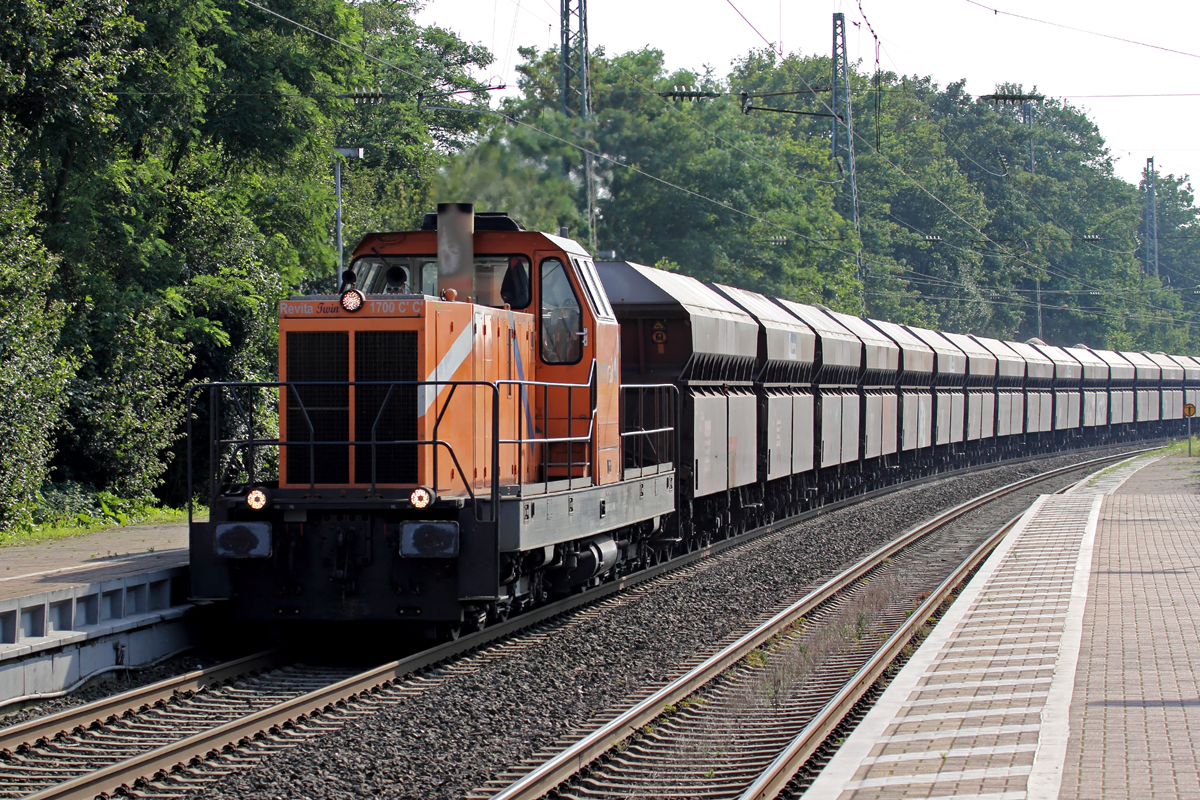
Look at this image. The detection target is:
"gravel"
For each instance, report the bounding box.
[159,448,1144,799]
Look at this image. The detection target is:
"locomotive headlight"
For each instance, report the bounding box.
[340,288,365,312]
[246,486,272,511]
[409,487,434,509]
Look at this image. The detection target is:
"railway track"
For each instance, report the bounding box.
[0,447,1153,800]
[469,451,1145,800]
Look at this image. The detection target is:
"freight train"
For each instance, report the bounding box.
[188,204,1200,637]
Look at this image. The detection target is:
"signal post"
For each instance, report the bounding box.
[1186,402,1196,456]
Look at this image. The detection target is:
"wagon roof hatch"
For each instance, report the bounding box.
[1119,350,1161,382]
[1028,340,1083,382]
[1164,354,1200,383]
[596,261,758,359]
[1088,349,1136,381]
[711,284,816,366]
[970,336,1026,379]
[1004,341,1055,381]
[773,299,862,371]
[902,325,967,376]
[940,332,998,378]
[866,319,934,375]
[823,309,900,374]
[1062,346,1110,381]
[1143,352,1184,382]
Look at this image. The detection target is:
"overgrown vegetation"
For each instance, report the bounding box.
[0,0,491,533]
[0,482,189,548]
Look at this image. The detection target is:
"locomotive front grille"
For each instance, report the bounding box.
[286,331,350,484]
[354,330,418,484]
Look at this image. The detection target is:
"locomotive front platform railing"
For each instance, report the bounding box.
[186,374,678,524]
[620,383,679,479]
[186,380,506,525]
[498,360,598,496]
[496,368,679,494]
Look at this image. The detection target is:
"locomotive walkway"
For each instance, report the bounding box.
[805,451,1200,800]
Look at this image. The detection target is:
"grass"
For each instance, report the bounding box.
[1158,437,1199,457]
[733,573,904,712]
[1086,439,1196,487]
[0,506,199,548]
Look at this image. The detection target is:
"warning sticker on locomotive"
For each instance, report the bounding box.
[651,320,668,352]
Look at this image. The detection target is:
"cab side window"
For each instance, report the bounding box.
[540,258,583,364]
[475,255,532,309]
[498,256,531,308]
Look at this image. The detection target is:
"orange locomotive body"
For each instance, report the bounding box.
[189,207,676,634]
[276,292,538,494]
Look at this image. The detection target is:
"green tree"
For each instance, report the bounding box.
[0,146,74,528]
[0,0,493,519]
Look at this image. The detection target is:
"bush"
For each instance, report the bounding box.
[30,481,163,530]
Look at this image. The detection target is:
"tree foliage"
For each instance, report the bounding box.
[437,47,1200,348]
[0,142,73,529]
[0,0,490,528]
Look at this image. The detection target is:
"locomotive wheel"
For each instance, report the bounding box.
[466,607,488,633]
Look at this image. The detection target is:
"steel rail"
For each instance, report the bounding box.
[736,448,1161,799]
[484,448,1149,800]
[0,651,281,754]
[5,445,1157,800]
[735,513,1021,800]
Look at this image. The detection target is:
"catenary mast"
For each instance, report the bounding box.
[561,0,596,250]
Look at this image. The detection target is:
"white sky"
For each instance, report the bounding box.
[415,0,1200,190]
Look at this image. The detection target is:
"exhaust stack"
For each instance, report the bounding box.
[437,203,474,301]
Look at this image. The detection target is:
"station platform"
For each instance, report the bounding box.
[0,523,191,708]
[807,451,1200,800]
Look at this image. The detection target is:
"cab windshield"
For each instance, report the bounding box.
[348,254,531,310]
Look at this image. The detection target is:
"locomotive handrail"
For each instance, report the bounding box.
[186,365,657,522]
[186,380,504,528]
[187,368,681,523]
[619,382,680,479]
[498,360,599,494]
[217,435,479,511]
[368,383,397,492]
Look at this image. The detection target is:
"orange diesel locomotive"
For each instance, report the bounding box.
[188,205,677,635]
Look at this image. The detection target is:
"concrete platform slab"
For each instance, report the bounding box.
[1061,492,1200,799]
[805,452,1187,799]
[0,523,193,708]
[0,522,188,599]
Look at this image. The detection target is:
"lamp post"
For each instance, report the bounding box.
[334,146,364,290]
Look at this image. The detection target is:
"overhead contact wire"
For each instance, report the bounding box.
[962,0,1200,61]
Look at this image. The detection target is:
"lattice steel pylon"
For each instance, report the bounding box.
[560,0,590,119]
[1145,157,1159,279]
[832,12,864,302]
[560,0,596,250]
